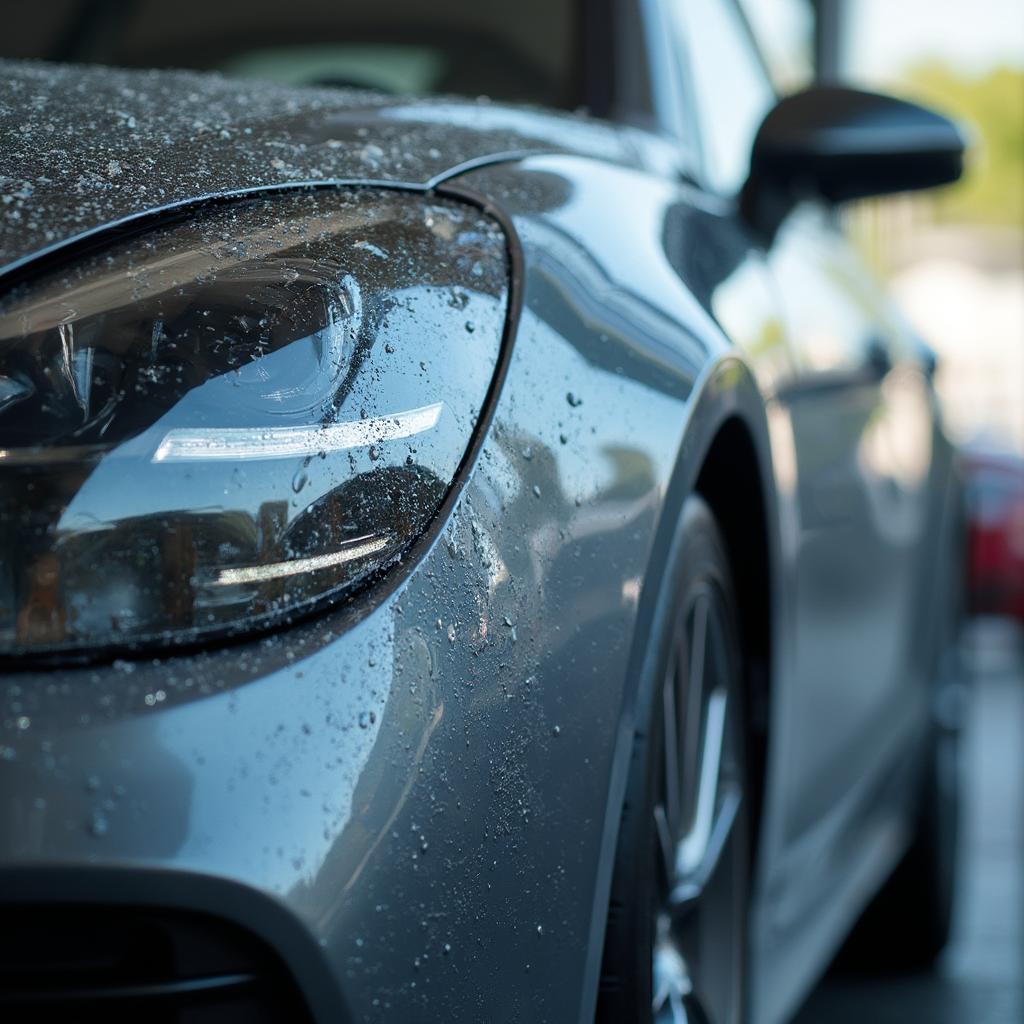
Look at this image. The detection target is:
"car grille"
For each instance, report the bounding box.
[0,904,313,1023]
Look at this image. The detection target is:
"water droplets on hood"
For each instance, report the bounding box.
[0,59,624,272]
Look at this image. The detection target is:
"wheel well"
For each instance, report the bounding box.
[694,416,772,867]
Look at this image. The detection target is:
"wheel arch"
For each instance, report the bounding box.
[694,413,774,873]
[580,354,782,1024]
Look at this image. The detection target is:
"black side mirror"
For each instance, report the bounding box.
[742,86,966,238]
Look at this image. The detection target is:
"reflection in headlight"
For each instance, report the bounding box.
[212,534,390,586]
[153,402,444,463]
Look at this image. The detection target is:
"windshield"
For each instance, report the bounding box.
[1,0,580,109]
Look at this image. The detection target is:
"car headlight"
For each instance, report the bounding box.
[0,188,508,657]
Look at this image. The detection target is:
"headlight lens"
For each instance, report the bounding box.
[0,189,507,656]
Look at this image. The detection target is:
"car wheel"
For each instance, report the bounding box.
[597,496,749,1024]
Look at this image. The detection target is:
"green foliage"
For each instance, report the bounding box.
[894,62,1024,229]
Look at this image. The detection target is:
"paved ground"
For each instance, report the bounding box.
[793,619,1024,1023]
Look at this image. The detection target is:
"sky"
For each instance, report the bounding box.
[846,0,1024,80]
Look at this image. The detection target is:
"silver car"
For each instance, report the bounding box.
[0,2,966,1022]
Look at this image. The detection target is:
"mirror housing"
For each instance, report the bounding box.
[742,86,966,237]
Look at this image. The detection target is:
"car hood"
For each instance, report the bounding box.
[0,59,630,274]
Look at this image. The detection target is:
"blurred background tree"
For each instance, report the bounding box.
[903,62,1024,229]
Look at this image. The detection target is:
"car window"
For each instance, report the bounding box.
[0,0,578,110]
[669,0,777,195]
[736,0,813,93]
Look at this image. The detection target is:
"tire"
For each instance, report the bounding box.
[597,496,749,1024]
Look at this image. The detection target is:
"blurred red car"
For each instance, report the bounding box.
[962,447,1024,622]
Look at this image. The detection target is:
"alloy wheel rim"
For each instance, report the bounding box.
[651,582,744,1024]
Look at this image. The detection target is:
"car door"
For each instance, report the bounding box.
[760,203,935,916]
[662,0,937,1006]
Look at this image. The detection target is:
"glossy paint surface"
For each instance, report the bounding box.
[0,149,766,1023]
[0,66,957,1024]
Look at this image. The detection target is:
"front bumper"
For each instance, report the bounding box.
[0,597,403,1022]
